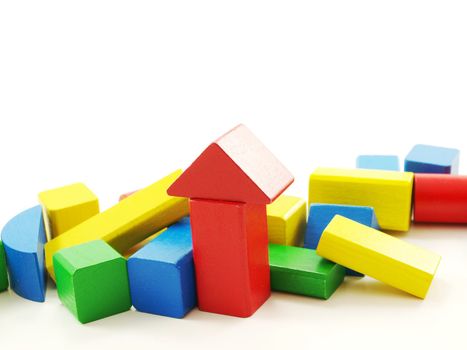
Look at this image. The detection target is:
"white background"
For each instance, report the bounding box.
[1,1,467,349]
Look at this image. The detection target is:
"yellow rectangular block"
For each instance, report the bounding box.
[317,215,441,299]
[45,170,189,280]
[309,168,414,231]
[39,183,100,240]
[267,195,306,246]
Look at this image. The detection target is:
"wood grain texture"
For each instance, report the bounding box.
[405,144,460,174]
[267,195,306,246]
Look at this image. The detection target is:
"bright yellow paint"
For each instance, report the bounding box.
[309,168,414,231]
[267,195,306,246]
[45,170,189,280]
[317,215,441,299]
[39,183,99,240]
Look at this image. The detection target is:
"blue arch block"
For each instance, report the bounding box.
[404,144,459,174]
[128,217,196,318]
[1,206,47,302]
[357,155,400,171]
[305,204,379,277]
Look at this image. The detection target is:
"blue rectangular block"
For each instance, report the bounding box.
[357,155,400,171]
[304,204,379,277]
[128,217,196,318]
[405,144,459,174]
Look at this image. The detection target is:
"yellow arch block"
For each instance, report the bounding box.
[309,168,413,231]
[267,195,306,246]
[45,170,189,280]
[317,215,441,299]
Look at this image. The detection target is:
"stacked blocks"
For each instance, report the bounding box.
[53,240,131,324]
[0,241,8,292]
[1,206,47,302]
[269,244,345,299]
[267,195,307,246]
[405,144,459,174]
[317,215,441,298]
[305,204,379,276]
[309,168,413,231]
[39,183,99,240]
[128,217,195,318]
[357,155,399,171]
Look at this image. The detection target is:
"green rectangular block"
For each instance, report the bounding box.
[0,241,8,291]
[269,243,345,299]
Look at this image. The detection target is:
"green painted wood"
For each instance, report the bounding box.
[0,241,8,292]
[269,243,345,299]
[53,240,131,323]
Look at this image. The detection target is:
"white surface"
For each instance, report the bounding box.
[1,1,467,349]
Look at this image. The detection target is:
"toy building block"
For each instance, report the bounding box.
[45,170,189,280]
[356,155,400,171]
[53,240,131,324]
[0,241,8,292]
[305,204,379,277]
[123,229,165,258]
[309,168,413,231]
[267,195,306,246]
[168,124,293,317]
[39,183,99,240]
[1,206,47,302]
[317,215,441,299]
[119,190,137,201]
[414,174,467,223]
[269,244,345,299]
[405,144,460,174]
[128,217,195,318]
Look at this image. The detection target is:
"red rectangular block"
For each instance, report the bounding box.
[189,199,270,317]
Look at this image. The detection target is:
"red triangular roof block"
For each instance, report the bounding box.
[168,124,294,204]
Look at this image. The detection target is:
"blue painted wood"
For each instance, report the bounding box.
[357,155,400,171]
[305,204,379,277]
[128,217,196,318]
[1,206,47,302]
[404,144,460,174]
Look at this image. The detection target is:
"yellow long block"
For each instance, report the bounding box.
[45,170,189,280]
[267,195,306,246]
[309,168,414,231]
[317,215,441,299]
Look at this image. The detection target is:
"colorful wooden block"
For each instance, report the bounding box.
[317,215,441,299]
[53,240,131,323]
[0,241,8,292]
[269,244,345,299]
[45,170,189,280]
[128,217,195,318]
[267,195,306,246]
[357,155,400,171]
[39,183,99,240]
[309,168,413,231]
[405,144,460,174]
[305,204,379,276]
[414,174,467,223]
[1,206,47,302]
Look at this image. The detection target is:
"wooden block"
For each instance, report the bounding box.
[45,170,189,280]
[317,215,441,299]
[309,168,413,231]
[168,124,294,204]
[0,241,8,292]
[305,204,379,277]
[405,144,459,174]
[119,190,137,201]
[53,240,131,324]
[128,217,196,318]
[123,229,165,258]
[1,206,47,302]
[356,155,400,171]
[39,183,99,240]
[269,244,345,299]
[267,195,306,246]
[414,174,467,223]
[189,199,270,317]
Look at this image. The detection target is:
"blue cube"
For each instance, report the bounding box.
[405,144,459,174]
[128,217,196,318]
[357,155,400,171]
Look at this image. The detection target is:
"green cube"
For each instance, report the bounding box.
[269,243,345,299]
[53,240,131,323]
[0,241,8,292]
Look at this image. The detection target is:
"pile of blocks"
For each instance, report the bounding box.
[0,125,461,323]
